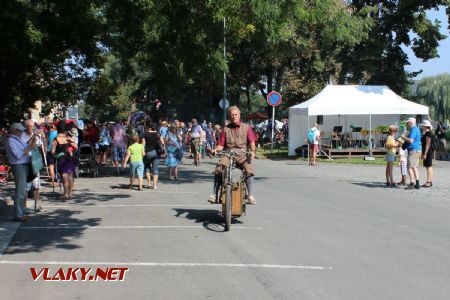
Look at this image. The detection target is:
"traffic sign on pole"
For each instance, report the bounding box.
[266,91,282,151]
[219,98,229,109]
[267,91,282,107]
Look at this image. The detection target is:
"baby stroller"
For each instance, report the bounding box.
[0,165,9,185]
[77,143,99,177]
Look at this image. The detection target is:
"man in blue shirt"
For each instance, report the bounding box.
[401,117,422,189]
[5,123,37,221]
[159,121,168,139]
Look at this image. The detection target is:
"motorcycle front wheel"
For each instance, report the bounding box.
[224,184,232,231]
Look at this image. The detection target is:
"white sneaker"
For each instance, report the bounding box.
[208,194,216,204]
[246,195,256,205]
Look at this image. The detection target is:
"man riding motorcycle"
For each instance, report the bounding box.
[208,105,256,205]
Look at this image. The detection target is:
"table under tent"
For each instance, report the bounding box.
[288,85,429,158]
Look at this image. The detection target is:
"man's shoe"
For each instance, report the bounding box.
[246,195,256,205]
[208,194,217,204]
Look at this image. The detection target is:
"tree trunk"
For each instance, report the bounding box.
[246,85,251,113]
[267,66,273,93]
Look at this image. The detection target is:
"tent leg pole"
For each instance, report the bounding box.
[307,115,309,164]
[369,114,373,157]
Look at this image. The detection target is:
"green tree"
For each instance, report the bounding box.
[339,1,449,95]
[411,73,450,121]
[0,0,105,123]
[102,0,369,118]
[85,55,137,121]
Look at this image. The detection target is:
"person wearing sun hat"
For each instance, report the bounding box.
[401,117,422,189]
[420,120,434,187]
[385,125,399,187]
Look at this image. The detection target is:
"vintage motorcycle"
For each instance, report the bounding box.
[216,149,250,231]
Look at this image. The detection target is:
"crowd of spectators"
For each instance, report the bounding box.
[2,114,446,221]
[0,117,225,220]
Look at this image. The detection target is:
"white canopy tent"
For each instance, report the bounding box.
[288,85,429,156]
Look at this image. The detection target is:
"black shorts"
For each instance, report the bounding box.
[98,145,109,153]
[46,152,56,165]
[423,152,433,167]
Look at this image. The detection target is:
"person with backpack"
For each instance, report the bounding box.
[420,120,435,187]
[435,121,447,160]
[305,123,320,166]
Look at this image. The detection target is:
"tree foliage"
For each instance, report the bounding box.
[0,0,105,123]
[410,73,450,121]
[85,55,138,121]
[101,0,370,120]
[2,0,450,123]
[340,1,449,96]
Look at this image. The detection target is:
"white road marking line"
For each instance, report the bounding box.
[20,225,264,230]
[43,204,211,208]
[70,182,120,184]
[62,191,199,194]
[0,260,330,270]
[0,222,21,257]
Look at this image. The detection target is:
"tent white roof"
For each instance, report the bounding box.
[290,85,428,116]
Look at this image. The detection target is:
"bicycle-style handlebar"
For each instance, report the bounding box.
[216,149,250,157]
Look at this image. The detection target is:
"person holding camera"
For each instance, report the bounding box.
[5,123,37,221]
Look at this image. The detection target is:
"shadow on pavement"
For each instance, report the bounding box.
[350,181,392,189]
[40,189,131,205]
[173,208,243,232]
[3,208,101,255]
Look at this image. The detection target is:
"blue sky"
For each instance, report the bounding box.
[404,6,450,80]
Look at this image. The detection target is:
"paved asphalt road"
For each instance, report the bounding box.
[1,158,450,299]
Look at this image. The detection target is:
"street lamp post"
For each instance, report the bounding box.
[223,16,227,126]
